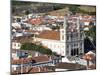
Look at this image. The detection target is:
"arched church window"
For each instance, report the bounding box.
[76,49,79,55]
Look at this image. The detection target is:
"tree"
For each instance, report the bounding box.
[68,5,80,14]
[84,26,96,52]
[84,37,94,53]
[25,10,30,18]
[20,43,53,55]
[85,26,96,46]
[20,43,34,50]
[51,26,60,30]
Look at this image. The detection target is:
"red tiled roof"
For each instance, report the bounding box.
[38,30,60,40]
[47,19,56,24]
[25,18,43,25]
[11,55,50,65]
[55,62,86,70]
[83,53,96,61]
[89,64,96,69]
[82,20,95,22]
[29,67,40,73]
[30,18,43,25]
[29,67,50,73]
[25,30,41,34]
[82,16,92,19]
[12,66,54,74]
[11,58,32,65]
[32,55,50,63]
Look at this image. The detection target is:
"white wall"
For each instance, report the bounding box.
[35,38,66,56]
[12,53,19,60]
[84,22,90,26]
[12,42,21,49]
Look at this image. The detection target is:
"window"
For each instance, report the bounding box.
[76,49,79,55]
[74,43,76,46]
[67,36,69,40]
[18,43,20,47]
[62,31,64,33]
[71,44,73,48]
[80,33,83,39]
[71,48,79,56]
[71,49,74,56]
[54,44,56,48]
[67,45,69,48]
[58,45,59,48]
[62,45,64,48]
[74,43,78,47]
[62,35,64,40]
[76,33,78,37]
[50,44,52,48]
[14,43,16,46]
[80,42,82,46]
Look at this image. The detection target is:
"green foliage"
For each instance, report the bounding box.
[20,43,53,55]
[25,10,30,15]
[68,5,80,14]
[51,26,60,30]
[52,52,57,55]
[12,0,31,6]
[20,43,34,50]
[53,4,66,10]
[85,26,96,45]
[79,9,96,15]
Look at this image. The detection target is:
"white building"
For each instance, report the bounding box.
[34,16,84,56]
[32,25,52,31]
[12,23,21,29]
[12,42,21,50]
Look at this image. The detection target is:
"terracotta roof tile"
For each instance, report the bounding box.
[29,67,40,73]
[11,66,54,74]
[89,64,96,69]
[55,62,86,70]
[11,58,32,65]
[38,30,60,40]
[11,55,50,65]
[32,55,50,63]
[30,18,43,25]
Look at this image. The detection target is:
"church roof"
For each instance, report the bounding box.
[38,30,60,40]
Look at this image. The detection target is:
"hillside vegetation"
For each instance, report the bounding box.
[12,1,96,16]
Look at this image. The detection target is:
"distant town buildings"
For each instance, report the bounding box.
[11,13,96,56]
[11,5,96,74]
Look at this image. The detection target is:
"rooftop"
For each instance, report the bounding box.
[55,62,87,70]
[38,30,60,40]
[11,55,50,65]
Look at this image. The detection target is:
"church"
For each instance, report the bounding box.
[34,15,84,57]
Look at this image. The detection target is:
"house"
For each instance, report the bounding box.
[11,49,43,60]
[11,55,62,74]
[12,33,34,49]
[12,23,21,29]
[81,15,96,31]
[12,16,22,23]
[11,65,55,74]
[32,25,52,31]
[55,62,87,71]
[12,41,21,50]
